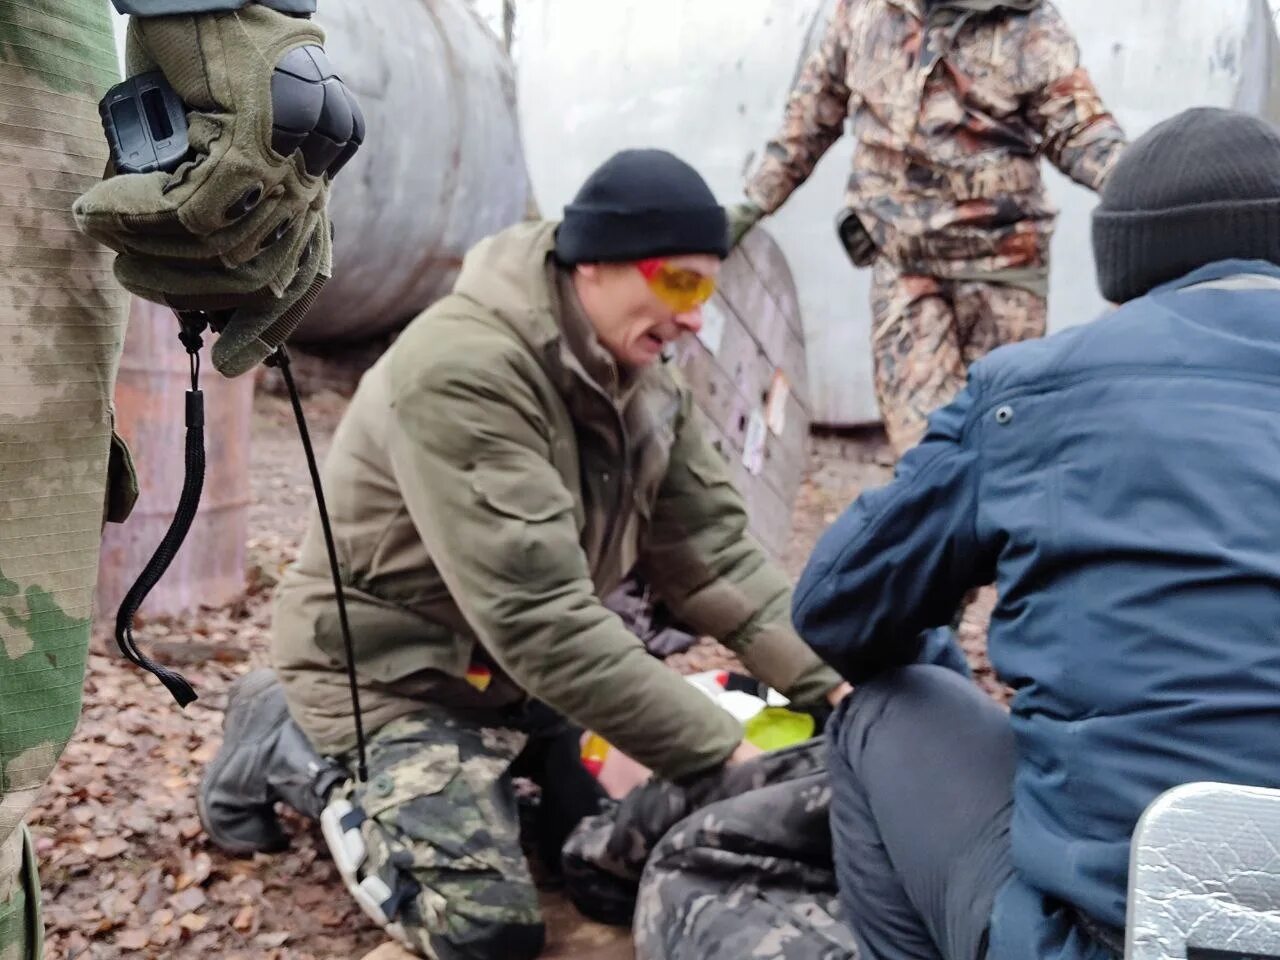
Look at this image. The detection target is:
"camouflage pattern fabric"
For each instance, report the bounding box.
[746,0,1126,280]
[334,706,547,960]
[0,4,128,958]
[635,771,857,960]
[955,583,999,692]
[561,739,828,928]
[870,259,1046,456]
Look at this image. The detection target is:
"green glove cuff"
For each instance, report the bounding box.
[211,214,332,376]
[111,1,315,17]
[728,201,765,247]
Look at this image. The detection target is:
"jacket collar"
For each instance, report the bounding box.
[1149,259,1280,297]
[888,0,1041,17]
[450,220,645,411]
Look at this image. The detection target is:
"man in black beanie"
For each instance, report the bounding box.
[197,148,849,959]
[786,106,1280,960]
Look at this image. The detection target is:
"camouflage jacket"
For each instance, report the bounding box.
[746,0,1126,279]
[272,222,840,780]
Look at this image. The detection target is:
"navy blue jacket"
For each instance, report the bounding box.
[794,260,1280,960]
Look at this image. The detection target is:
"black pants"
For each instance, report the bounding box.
[827,666,1016,960]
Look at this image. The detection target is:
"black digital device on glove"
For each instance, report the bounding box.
[99,71,191,175]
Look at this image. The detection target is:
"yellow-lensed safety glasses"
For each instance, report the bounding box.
[635,258,717,313]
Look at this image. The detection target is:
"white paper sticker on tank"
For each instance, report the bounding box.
[697,299,729,356]
[766,371,790,437]
[742,410,768,476]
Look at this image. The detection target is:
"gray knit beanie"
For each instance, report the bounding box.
[1092,107,1280,303]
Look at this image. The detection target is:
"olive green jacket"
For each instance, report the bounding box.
[272,221,839,780]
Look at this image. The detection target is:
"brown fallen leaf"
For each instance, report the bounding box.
[152,921,181,945]
[93,837,129,860]
[232,904,257,932]
[105,728,131,748]
[115,928,149,950]
[175,851,213,890]
[169,887,207,915]
[86,744,115,766]
[190,740,219,764]
[178,912,209,932]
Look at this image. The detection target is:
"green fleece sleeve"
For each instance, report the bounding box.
[637,389,843,707]
[384,332,742,781]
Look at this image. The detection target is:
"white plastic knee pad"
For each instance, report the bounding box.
[320,797,414,951]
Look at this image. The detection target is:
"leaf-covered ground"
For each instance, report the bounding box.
[30,388,996,959]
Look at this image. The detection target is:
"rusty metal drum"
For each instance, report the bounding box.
[96,299,254,620]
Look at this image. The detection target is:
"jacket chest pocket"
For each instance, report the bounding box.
[947,25,1023,123]
[846,5,923,128]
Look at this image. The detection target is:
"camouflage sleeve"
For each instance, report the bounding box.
[637,389,843,707]
[744,0,853,214]
[1021,5,1126,191]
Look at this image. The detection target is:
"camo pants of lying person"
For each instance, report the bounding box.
[871,258,1047,457]
[563,738,858,960]
[334,702,608,960]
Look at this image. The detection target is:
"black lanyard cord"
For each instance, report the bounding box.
[266,345,368,783]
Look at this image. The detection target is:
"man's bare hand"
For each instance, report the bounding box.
[826,682,854,707]
[728,739,764,765]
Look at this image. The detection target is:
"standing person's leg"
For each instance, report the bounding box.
[949,282,1048,685]
[338,706,545,960]
[0,4,129,956]
[869,260,968,457]
[953,283,1047,369]
[827,665,1016,960]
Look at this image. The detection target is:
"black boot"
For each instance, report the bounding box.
[197,668,347,854]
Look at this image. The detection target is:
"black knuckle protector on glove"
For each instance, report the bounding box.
[271,45,366,178]
[75,5,366,377]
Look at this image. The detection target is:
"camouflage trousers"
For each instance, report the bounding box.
[0,4,128,959]
[562,738,856,960]
[870,259,1047,456]
[336,702,606,960]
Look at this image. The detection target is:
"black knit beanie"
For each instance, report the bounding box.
[555,149,729,264]
[1092,107,1280,303]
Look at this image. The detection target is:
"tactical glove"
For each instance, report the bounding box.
[74,5,364,376]
[726,201,765,248]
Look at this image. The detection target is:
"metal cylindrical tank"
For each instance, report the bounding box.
[511,0,1277,426]
[96,299,254,620]
[296,0,530,342]
[670,227,810,566]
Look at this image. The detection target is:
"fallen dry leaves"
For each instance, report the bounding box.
[28,394,999,960]
[30,392,385,960]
